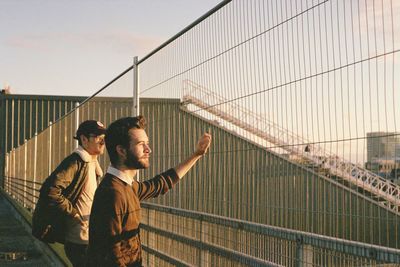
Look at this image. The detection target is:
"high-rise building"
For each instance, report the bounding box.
[366,132,400,176]
[367,132,400,162]
[396,144,400,158]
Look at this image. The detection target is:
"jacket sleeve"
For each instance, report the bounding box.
[41,155,81,218]
[138,168,180,201]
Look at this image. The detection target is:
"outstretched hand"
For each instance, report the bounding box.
[174,132,212,179]
[195,133,212,156]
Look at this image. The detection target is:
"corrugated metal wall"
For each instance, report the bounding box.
[0,94,85,186]
[138,100,400,251]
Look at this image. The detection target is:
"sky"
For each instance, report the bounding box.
[1,0,399,161]
[0,0,221,96]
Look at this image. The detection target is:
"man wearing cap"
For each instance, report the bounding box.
[32,120,106,267]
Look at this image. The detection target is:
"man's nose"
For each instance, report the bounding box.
[145,144,152,153]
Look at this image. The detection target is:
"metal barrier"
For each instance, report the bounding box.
[144,203,400,266]
[2,0,400,265]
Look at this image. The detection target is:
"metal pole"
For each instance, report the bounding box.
[75,102,80,149]
[4,100,9,170]
[12,148,15,197]
[11,99,14,150]
[48,122,52,175]
[23,139,27,207]
[296,240,313,267]
[5,152,9,193]
[132,56,139,117]
[133,56,140,181]
[33,133,37,209]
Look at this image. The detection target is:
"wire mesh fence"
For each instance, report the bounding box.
[3,0,400,265]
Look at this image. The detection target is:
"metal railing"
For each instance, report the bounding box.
[3,172,400,267]
[141,202,400,266]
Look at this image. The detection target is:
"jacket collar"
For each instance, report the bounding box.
[74,146,103,177]
[74,146,94,162]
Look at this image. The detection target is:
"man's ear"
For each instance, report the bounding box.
[80,135,89,145]
[116,145,127,158]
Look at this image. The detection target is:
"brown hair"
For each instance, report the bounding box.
[105,116,146,165]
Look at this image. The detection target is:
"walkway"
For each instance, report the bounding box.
[0,193,59,266]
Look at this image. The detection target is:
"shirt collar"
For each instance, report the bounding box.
[107,165,134,185]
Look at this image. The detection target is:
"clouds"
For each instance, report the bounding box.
[0,0,221,96]
[355,0,400,48]
[85,31,165,56]
[5,34,48,51]
[4,30,164,57]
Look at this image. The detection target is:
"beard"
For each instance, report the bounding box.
[124,151,150,169]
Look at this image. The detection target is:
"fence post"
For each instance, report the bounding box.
[296,238,313,267]
[146,207,150,267]
[75,102,80,149]
[9,149,13,196]
[200,216,210,266]
[23,139,27,208]
[33,133,38,209]
[11,148,16,198]
[48,122,52,175]
[132,56,140,181]
[5,152,9,193]
[132,56,139,117]
[10,99,14,150]
[199,219,203,266]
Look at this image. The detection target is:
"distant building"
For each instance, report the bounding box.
[366,132,400,177]
[365,159,400,177]
[367,132,400,162]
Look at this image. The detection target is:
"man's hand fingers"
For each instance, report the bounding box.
[196,133,212,155]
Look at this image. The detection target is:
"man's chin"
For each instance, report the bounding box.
[139,161,150,169]
[142,163,150,169]
[126,160,150,170]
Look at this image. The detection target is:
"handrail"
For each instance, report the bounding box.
[142,202,400,264]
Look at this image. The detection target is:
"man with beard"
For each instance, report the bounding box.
[87,116,211,266]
